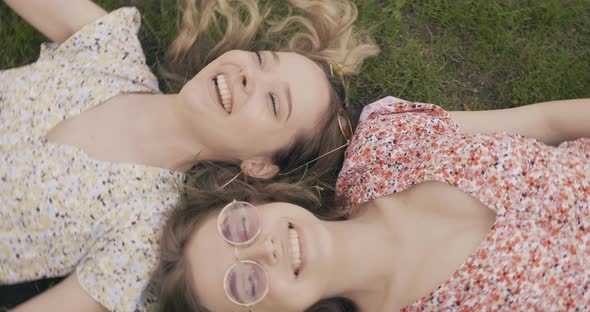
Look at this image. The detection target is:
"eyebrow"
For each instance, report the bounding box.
[269,51,292,121]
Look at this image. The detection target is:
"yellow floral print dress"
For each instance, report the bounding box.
[0,8,183,312]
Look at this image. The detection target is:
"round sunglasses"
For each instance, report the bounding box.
[217,200,270,307]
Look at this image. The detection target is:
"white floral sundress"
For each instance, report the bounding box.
[0,8,183,312]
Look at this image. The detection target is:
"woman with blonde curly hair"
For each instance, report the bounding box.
[0,0,378,311]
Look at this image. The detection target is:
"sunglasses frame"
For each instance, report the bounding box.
[333,63,353,143]
[222,259,270,307]
[217,200,263,247]
[337,108,353,143]
[217,200,270,307]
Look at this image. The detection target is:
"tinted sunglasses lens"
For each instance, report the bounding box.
[225,261,269,306]
[338,110,353,141]
[219,201,261,244]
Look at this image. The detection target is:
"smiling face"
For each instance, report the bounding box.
[178,50,332,166]
[186,202,335,312]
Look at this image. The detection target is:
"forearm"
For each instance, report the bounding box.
[4,0,107,43]
[11,273,107,312]
[540,98,590,145]
[449,98,590,146]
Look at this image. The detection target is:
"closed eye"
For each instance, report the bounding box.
[257,51,279,117]
[270,94,278,116]
[248,271,256,298]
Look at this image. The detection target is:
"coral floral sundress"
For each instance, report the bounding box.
[336,96,590,311]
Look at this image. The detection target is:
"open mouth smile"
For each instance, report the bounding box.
[288,222,304,277]
[213,74,233,114]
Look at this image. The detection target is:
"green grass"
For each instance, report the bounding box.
[2,0,588,110]
[349,0,589,110]
[0,0,588,309]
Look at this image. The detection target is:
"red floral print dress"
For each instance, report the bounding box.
[336,96,590,311]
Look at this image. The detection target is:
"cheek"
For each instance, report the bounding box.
[212,117,281,156]
[180,76,198,95]
[180,76,208,107]
[201,53,227,72]
[219,50,244,61]
[292,105,329,139]
[234,101,277,132]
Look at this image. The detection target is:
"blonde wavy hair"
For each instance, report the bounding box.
[163,0,378,85]
[161,0,379,191]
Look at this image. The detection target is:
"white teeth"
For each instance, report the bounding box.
[289,228,302,271]
[216,74,232,113]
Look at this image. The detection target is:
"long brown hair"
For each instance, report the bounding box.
[157,178,356,312]
[162,0,379,186]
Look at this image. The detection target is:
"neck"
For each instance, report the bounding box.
[322,199,434,311]
[124,93,228,172]
[322,206,399,310]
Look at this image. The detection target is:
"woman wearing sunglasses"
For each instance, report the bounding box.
[158,96,589,311]
[1,0,377,311]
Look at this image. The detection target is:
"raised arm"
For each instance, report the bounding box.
[4,0,107,43]
[449,98,590,145]
[11,273,107,312]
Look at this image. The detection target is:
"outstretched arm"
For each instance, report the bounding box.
[4,0,107,43]
[449,98,590,145]
[11,273,106,312]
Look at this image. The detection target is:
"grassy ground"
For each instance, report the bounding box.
[1,0,588,309]
[354,0,589,111]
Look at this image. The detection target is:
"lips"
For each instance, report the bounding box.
[213,74,233,114]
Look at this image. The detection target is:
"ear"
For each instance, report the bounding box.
[240,156,280,179]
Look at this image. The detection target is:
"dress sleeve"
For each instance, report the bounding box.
[36,7,158,92]
[26,6,158,135]
[335,96,459,215]
[39,7,142,63]
[75,213,164,312]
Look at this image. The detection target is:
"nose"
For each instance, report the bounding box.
[239,69,256,95]
[236,235,278,266]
